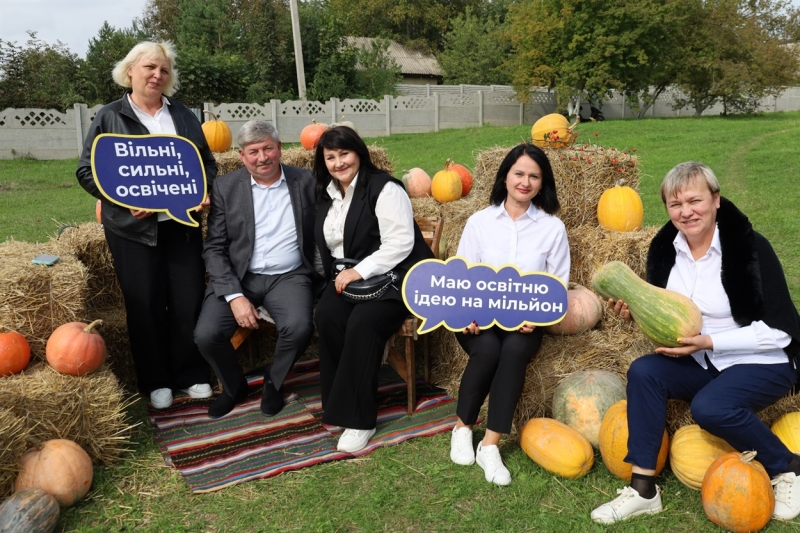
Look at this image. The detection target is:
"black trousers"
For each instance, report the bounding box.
[104,222,209,393]
[455,326,544,434]
[194,268,314,399]
[315,282,409,429]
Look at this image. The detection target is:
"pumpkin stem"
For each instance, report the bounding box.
[202,110,218,122]
[84,319,104,333]
[24,435,44,450]
[445,158,452,171]
[741,450,757,464]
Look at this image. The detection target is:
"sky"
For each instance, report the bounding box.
[2,0,800,60]
[0,0,149,58]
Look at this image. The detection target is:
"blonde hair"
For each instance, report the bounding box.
[660,161,720,204]
[111,41,180,96]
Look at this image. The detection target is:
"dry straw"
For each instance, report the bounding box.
[0,240,88,360]
[213,145,393,175]
[0,364,137,466]
[0,408,31,497]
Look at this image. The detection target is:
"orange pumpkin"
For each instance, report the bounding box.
[551,370,626,448]
[300,120,328,151]
[771,412,800,453]
[597,183,644,232]
[401,168,431,198]
[201,111,233,153]
[0,331,30,376]
[520,418,594,479]
[670,424,735,490]
[545,283,603,335]
[701,451,774,533]
[45,320,106,376]
[449,162,473,197]
[431,160,462,203]
[15,439,93,508]
[95,200,102,224]
[598,399,669,481]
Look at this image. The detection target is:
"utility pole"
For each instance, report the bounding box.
[289,0,307,99]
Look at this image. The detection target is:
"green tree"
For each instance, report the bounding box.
[0,32,83,110]
[352,38,402,99]
[437,8,510,85]
[306,13,358,101]
[175,46,252,107]
[81,22,142,105]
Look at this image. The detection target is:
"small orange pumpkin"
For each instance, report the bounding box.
[201,111,233,153]
[401,168,432,198]
[0,331,30,376]
[520,418,594,479]
[300,120,328,151]
[45,320,106,376]
[597,182,644,232]
[431,160,462,203]
[598,399,669,481]
[15,438,94,508]
[701,451,774,533]
[545,283,603,335]
[449,162,473,197]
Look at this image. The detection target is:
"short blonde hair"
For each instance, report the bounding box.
[660,161,721,204]
[111,41,180,96]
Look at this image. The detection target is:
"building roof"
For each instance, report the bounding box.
[346,37,442,77]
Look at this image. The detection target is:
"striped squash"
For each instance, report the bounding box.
[0,488,60,533]
[591,261,702,347]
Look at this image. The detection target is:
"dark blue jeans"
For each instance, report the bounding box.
[625,353,796,477]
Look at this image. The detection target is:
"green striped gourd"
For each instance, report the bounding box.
[591,261,702,347]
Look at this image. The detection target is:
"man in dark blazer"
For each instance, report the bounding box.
[194,119,320,418]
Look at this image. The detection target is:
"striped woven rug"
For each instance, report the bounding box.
[148,360,457,493]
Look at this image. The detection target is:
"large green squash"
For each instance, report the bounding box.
[591,261,702,347]
[552,370,626,448]
[0,488,60,533]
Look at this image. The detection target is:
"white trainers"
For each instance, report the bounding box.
[181,383,213,399]
[450,426,475,465]
[591,486,663,524]
[475,442,511,486]
[150,388,173,409]
[337,428,377,453]
[773,472,800,520]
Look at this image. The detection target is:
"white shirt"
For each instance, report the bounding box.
[127,94,175,223]
[323,174,415,280]
[668,227,790,370]
[456,203,570,284]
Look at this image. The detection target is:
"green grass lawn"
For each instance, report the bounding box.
[4,112,800,532]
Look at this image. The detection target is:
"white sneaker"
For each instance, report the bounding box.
[475,442,511,486]
[150,388,173,409]
[773,472,800,520]
[591,486,663,524]
[337,428,377,453]
[450,426,475,465]
[181,383,213,399]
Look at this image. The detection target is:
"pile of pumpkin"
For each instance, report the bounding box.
[519,367,800,531]
[0,323,106,532]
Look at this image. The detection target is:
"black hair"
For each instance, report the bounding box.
[313,126,378,199]
[488,143,560,214]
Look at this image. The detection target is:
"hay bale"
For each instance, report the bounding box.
[0,241,89,360]
[0,364,135,466]
[567,225,660,288]
[214,145,392,175]
[0,408,31,497]
[51,223,123,311]
[91,307,138,392]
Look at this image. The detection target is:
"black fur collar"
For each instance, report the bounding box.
[646,196,763,326]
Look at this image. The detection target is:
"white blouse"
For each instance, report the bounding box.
[323,174,415,280]
[457,203,570,284]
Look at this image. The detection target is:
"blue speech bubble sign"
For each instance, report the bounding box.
[91,134,207,226]
[402,256,568,334]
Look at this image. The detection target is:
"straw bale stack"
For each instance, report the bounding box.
[0,409,31,497]
[0,364,135,466]
[90,307,138,392]
[0,240,89,360]
[213,145,393,176]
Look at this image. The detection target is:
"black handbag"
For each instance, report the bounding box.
[332,258,398,303]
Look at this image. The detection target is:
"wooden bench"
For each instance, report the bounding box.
[231,216,444,415]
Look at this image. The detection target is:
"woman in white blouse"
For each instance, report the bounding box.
[312,126,434,453]
[591,162,800,525]
[450,143,570,485]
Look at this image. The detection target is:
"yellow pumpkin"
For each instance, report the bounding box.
[670,424,735,490]
[597,183,644,232]
[531,113,575,149]
[431,160,462,203]
[598,399,669,481]
[520,418,594,479]
[201,111,233,153]
[771,412,800,453]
